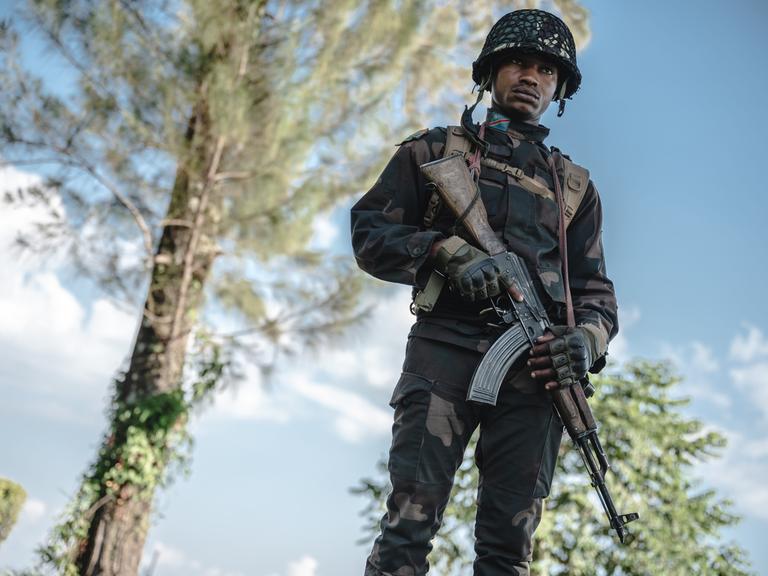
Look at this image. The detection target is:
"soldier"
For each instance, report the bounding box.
[351,9,618,576]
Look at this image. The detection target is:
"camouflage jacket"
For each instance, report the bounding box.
[351,110,618,368]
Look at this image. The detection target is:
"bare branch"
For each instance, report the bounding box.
[26,6,119,105]
[7,138,156,259]
[213,171,255,182]
[115,0,177,64]
[70,154,156,259]
[0,158,69,167]
[159,218,194,228]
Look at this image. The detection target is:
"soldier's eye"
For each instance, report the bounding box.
[541,66,554,75]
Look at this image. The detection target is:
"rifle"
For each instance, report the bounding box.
[420,153,639,544]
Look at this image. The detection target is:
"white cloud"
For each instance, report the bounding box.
[0,165,67,268]
[619,306,642,327]
[19,498,47,523]
[287,556,319,576]
[730,362,768,421]
[0,167,137,419]
[606,305,640,364]
[262,555,320,576]
[661,340,731,409]
[206,287,412,443]
[144,541,245,576]
[0,164,46,202]
[319,345,401,390]
[319,288,413,389]
[742,437,768,459]
[291,375,391,443]
[639,325,768,527]
[696,427,768,521]
[309,213,339,250]
[153,541,194,568]
[205,569,246,576]
[0,288,135,411]
[210,366,292,423]
[729,324,768,363]
[691,341,719,373]
[728,326,768,421]
[0,267,135,381]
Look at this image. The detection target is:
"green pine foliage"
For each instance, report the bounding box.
[354,361,754,575]
[0,478,27,546]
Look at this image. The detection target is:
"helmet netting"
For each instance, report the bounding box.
[473,9,582,99]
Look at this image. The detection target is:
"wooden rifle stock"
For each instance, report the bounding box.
[420,154,506,255]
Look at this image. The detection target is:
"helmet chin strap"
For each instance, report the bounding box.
[461,73,493,154]
[477,73,492,93]
[557,79,568,117]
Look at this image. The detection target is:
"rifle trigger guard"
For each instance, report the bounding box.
[489,293,515,325]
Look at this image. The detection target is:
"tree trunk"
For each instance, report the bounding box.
[74,106,223,575]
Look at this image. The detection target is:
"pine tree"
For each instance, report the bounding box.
[354,361,753,575]
[0,1,589,573]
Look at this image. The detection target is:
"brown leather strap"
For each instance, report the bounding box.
[561,159,590,227]
[480,157,555,201]
[444,126,473,156]
[548,152,576,328]
[467,123,486,181]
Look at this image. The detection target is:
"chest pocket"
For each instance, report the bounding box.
[477,164,507,231]
[503,167,559,249]
[502,167,566,305]
[505,177,537,237]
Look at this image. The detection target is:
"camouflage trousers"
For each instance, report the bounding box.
[365,324,563,576]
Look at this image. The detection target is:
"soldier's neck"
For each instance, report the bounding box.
[485,108,549,143]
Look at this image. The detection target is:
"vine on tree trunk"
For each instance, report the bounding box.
[36,332,231,575]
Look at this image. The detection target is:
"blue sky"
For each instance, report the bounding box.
[2,0,768,575]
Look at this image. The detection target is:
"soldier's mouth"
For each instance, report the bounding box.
[510,88,539,104]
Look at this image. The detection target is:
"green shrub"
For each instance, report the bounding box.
[0,478,27,545]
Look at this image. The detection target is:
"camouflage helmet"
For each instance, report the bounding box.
[472,9,582,100]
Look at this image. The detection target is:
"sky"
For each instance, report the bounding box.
[2,0,768,575]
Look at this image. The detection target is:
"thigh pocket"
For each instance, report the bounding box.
[389,371,434,408]
[389,372,472,484]
[532,410,565,498]
[388,372,434,481]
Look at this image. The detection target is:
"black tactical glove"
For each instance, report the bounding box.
[433,236,511,303]
[528,326,597,390]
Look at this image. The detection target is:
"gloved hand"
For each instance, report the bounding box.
[433,236,515,303]
[528,326,597,390]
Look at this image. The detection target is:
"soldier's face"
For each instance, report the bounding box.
[491,53,560,124]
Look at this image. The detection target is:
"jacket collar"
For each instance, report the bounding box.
[485,109,550,143]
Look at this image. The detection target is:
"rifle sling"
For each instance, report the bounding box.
[548,151,576,329]
[423,126,589,228]
[414,126,589,314]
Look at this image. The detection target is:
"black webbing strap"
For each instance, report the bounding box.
[548,150,576,328]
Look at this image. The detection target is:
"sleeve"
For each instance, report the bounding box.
[350,136,446,288]
[565,180,619,372]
